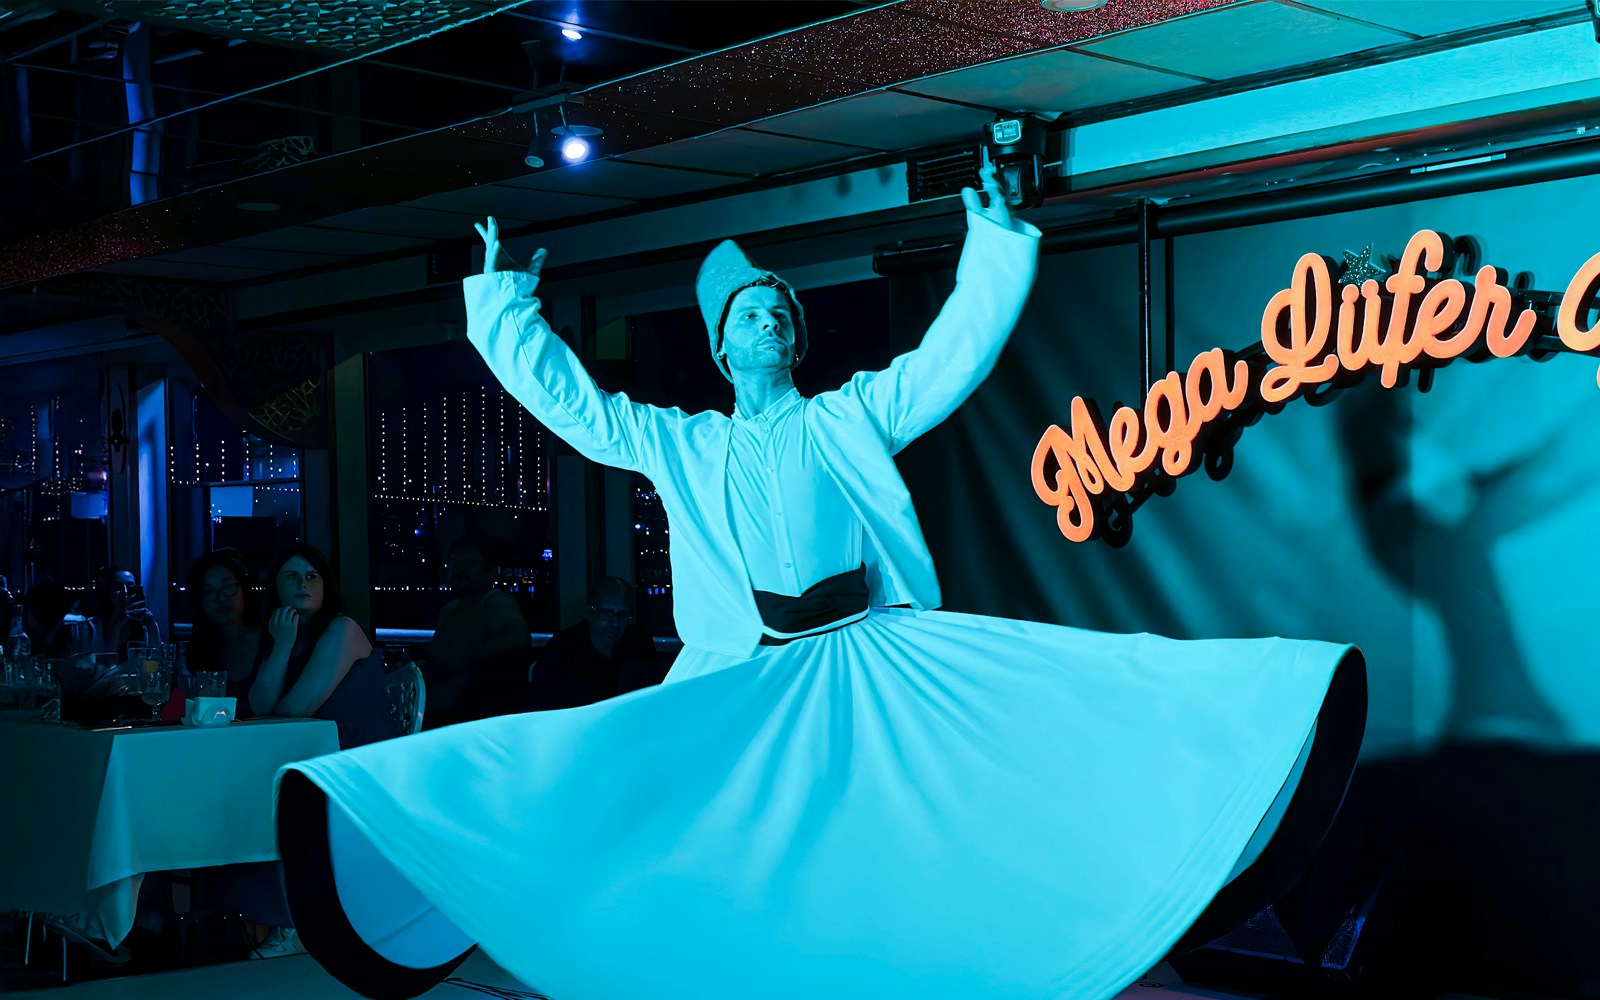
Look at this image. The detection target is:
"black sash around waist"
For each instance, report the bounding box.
[754,565,870,646]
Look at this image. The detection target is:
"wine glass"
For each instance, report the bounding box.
[34,659,60,720]
[139,662,171,721]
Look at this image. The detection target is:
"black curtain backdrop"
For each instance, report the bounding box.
[892,175,1600,761]
[888,175,1600,996]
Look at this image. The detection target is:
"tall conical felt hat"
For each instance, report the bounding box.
[695,239,808,383]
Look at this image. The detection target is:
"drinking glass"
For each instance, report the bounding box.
[17,655,39,693]
[33,659,59,718]
[195,671,227,698]
[138,662,171,720]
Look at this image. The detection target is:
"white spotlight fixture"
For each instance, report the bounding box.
[551,124,602,163]
[1041,0,1108,9]
[560,26,582,41]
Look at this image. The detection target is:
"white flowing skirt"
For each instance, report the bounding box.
[277,608,1358,1000]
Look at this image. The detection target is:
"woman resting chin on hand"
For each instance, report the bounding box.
[248,543,388,750]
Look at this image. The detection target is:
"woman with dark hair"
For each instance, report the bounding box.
[249,542,387,750]
[85,564,157,658]
[184,549,262,707]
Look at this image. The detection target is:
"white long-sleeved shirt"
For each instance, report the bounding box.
[465,210,1041,658]
[727,387,862,596]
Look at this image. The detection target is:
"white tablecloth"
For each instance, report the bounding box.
[0,716,340,948]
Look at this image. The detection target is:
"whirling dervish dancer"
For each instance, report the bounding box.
[275,163,1365,1000]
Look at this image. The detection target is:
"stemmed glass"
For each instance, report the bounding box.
[34,659,60,720]
[139,659,171,721]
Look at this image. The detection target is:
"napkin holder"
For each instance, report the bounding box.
[184,696,236,728]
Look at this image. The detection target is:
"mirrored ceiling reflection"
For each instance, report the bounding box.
[0,0,867,241]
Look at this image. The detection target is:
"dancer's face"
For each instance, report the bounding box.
[721,286,795,374]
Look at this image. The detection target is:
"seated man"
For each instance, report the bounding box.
[530,577,660,711]
[24,580,94,659]
[419,538,532,726]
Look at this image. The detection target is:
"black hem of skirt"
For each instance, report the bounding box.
[1166,646,1369,958]
[275,647,1365,989]
[278,770,476,1000]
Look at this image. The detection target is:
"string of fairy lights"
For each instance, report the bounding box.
[633,486,672,597]
[168,429,300,488]
[18,395,105,499]
[375,386,548,512]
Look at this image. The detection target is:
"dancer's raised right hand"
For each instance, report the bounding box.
[474,215,548,277]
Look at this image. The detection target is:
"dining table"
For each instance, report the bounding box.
[0,710,341,950]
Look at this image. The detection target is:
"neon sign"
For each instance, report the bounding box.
[1031,230,1600,545]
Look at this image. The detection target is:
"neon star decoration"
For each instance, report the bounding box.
[1031,230,1600,546]
[1339,244,1388,285]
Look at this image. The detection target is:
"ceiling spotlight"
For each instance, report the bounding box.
[981,115,1047,210]
[551,124,602,163]
[524,133,545,169]
[560,26,582,41]
[1041,0,1108,9]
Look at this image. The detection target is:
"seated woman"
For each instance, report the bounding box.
[183,549,262,713]
[249,542,388,750]
[203,544,389,961]
[84,565,158,659]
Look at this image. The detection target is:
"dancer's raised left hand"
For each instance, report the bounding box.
[474,215,548,277]
[961,159,1027,234]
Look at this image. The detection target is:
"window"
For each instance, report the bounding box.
[632,481,672,636]
[0,374,111,604]
[167,380,304,615]
[366,342,556,632]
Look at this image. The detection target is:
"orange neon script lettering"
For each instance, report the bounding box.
[1557,251,1600,386]
[1036,228,1596,545]
[1031,350,1251,540]
[1259,253,1340,403]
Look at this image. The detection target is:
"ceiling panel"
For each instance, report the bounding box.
[901,0,1244,47]
[311,205,485,240]
[900,47,1202,116]
[154,245,344,271]
[1296,0,1579,37]
[755,91,999,152]
[616,129,875,178]
[404,185,630,223]
[1076,1,1408,81]
[736,6,1031,88]
[223,227,432,255]
[83,0,509,56]
[501,160,739,200]
[97,259,271,282]
[598,54,865,128]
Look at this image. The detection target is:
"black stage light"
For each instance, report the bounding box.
[981,115,1047,210]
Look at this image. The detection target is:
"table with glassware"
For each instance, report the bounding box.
[0,702,340,950]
